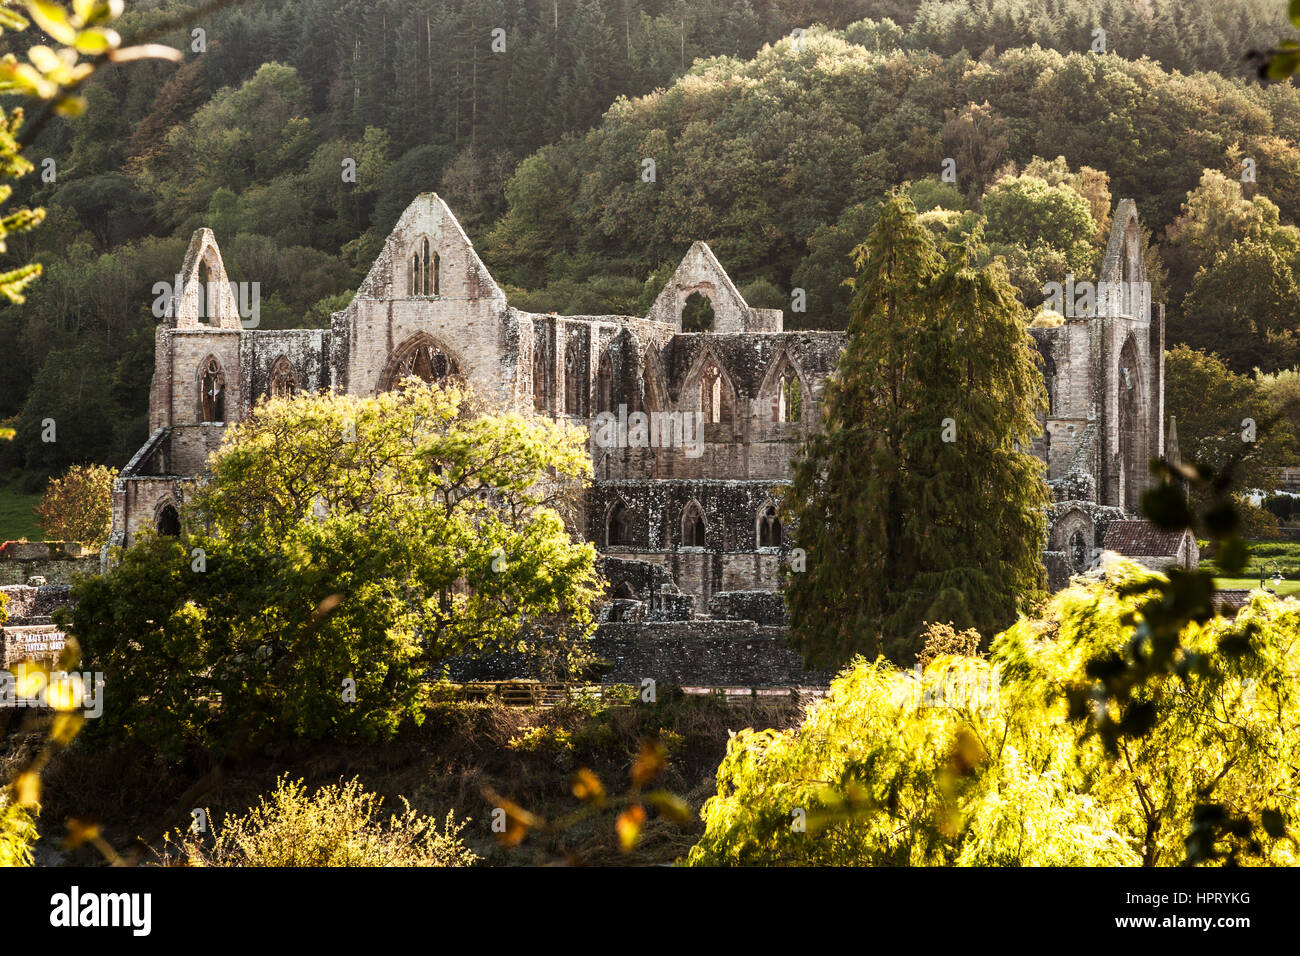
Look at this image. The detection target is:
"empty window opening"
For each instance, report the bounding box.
[758,504,782,548]
[157,504,181,537]
[682,502,707,547]
[682,291,715,332]
[777,367,802,423]
[607,500,630,547]
[410,238,440,297]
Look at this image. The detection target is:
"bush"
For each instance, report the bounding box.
[689,562,1300,866]
[35,464,114,547]
[163,776,478,867]
[1237,498,1280,539]
[0,790,37,867]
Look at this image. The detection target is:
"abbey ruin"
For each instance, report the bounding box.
[100,193,1175,680]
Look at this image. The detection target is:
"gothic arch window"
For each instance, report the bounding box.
[597,350,614,413]
[774,364,803,423]
[681,501,707,547]
[564,332,587,417]
[642,352,661,414]
[533,334,550,413]
[156,503,181,537]
[606,500,630,547]
[757,503,782,548]
[409,238,440,297]
[699,359,733,425]
[196,259,211,324]
[382,336,459,391]
[199,357,226,422]
[268,356,298,398]
[1069,530,1088,571]
[1118,334,1145,512]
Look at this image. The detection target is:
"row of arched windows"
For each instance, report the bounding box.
[195,355,304,423]
[586,351,805,424]
[605,500,783,549]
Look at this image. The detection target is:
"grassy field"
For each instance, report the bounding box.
[1210,577,1300,597]
[1202,539,1300,587]
[0,482,41,542]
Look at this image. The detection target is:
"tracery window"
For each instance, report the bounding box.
[200,357,226,422]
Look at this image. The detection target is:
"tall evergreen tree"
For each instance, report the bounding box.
[782,196,1048,668]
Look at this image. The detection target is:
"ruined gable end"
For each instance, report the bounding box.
[351,193,507,307]
[171,228,242,330]
[646,241,781,333]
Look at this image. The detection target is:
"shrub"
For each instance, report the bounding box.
[163,776,478,867]
[0,790,37,867]
[689,562,1300,866]
[35,464,115,548]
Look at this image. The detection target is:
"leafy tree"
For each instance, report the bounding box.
[982,171,1100,304]
[0,0,190,871]
[1164,344,1295,499]
[1162,169,1300,302]
[689,562,1300,867]
[67,381,601,752]
[940,101,1010,199]
[1178,239,1300,373]
[782,196,1048,668]
[35,461,113,546]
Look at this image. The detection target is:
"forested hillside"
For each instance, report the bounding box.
[1,0,1298,492]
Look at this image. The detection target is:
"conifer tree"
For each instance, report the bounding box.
[783,195,1048,667]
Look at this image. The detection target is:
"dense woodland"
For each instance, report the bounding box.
[2,0,1300,491]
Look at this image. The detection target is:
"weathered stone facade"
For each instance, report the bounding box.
[1029,200,1167,579]
[110,193,1168,677]
[0,541,99,587]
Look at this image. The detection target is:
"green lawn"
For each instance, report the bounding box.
[1211,577,1300,597]
[0,484,42,542]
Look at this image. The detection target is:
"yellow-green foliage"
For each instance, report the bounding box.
[164,775,479,867]
[508,724,574,754]
[0,789,37,867]
[689,561,1300,866]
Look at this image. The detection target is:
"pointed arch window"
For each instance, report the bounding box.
[701,362,725,424]
[196,259,211,324]
[776,366,803,423]
[157,504,181,537]
[269,356,298,398]
[607,500,630,547]
[200,357,226,422]
[409,238,440,297]
[681,501,707,547]
[564,333,587,417]
[758,503,782,548]
[392,343,453,388]
[533,334,550,413]
[597,350,614,413]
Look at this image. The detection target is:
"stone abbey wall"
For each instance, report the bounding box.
[106,192,1169,686]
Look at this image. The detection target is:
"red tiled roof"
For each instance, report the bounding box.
[1101,520,1191,557]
